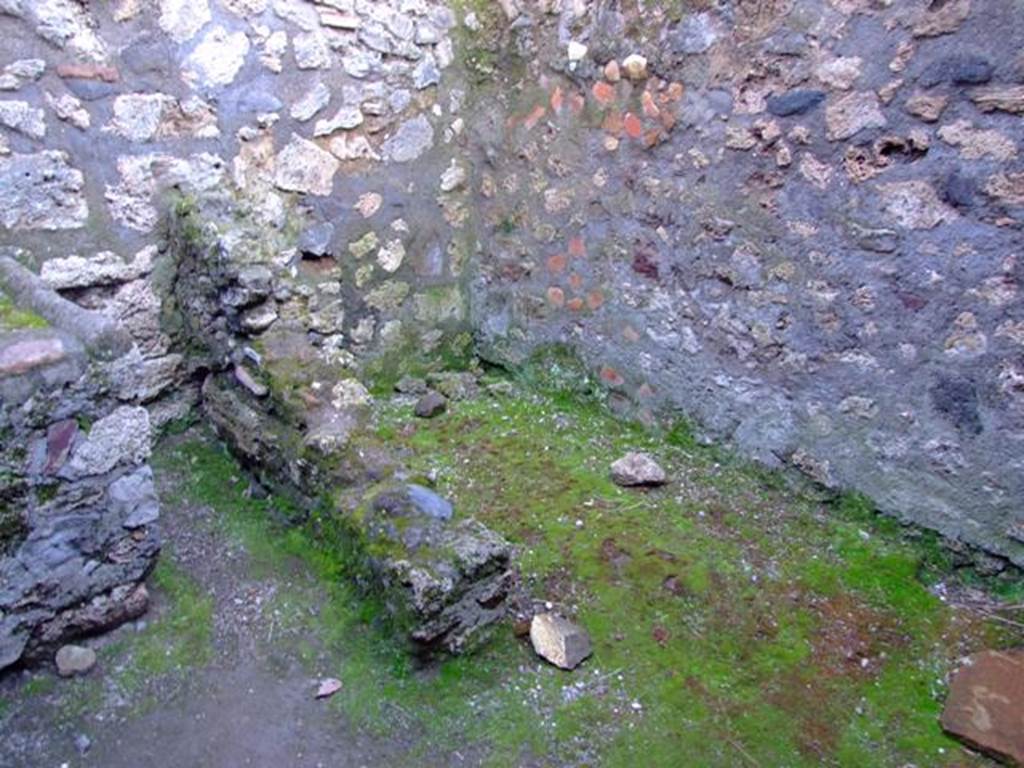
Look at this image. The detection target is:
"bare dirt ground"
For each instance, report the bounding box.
[0,443,416,768]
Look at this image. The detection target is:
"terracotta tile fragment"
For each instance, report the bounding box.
[546,253,567,273]
[600,366,624,386]
[592,81,616,106]
[624,112,643,139]
[523,105,546,130]
[550,86,564,113]
[641,90,660,118]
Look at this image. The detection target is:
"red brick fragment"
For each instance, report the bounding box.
[624,112,643,139]
[546,253,567,274]
[599,366,624,386]
[592,81,616,106]
[57,63,119,82]
[550,86,564,114]
[641,90,660,119]
[522,105,546,130]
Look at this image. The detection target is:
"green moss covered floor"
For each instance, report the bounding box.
[2,383,1020,767]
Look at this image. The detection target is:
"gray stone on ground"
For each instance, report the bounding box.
[373,483,453,523]
[940,649,1024,765]
[529,613,592,670]
[394,375,428,395]
[55,644,96,677]
[426,371,478,401]
[414,390,447,418]
[610,452,667,487]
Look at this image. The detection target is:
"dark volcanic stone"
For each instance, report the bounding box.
[766,89,826,117]
[930,374,982,435]
[918,55,994,88]
[943,171,977,209]
[63,79,116,102]
[941,650,1024,765]
[414,390,447,418]
[372,483,453,523]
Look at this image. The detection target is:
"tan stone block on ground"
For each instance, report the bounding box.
[940,649,1024,765]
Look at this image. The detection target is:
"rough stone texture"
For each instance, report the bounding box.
[0,258,160,672]
[0,151,87,230]
[0,100,46,139]
[55,644,96,677]
[63,405,152,479]
[274,134,339,196]
[382,115,435,163]
[610,452,667,487]
[414,390,447,418]
[40,248,154,291]
[941,650,1024,765]
[766,89,824,117]
[183,26,250,90]
[825,91,887,140]
[0,0,1018,604]
[469,0,1024,569]
[158,0,211,43]
[198,371,513,657]
[530,613,592,670]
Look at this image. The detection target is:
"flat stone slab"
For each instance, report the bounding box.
[940,649,1024,765]
[0,335,65,376]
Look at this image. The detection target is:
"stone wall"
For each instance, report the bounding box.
[0,0,1020,586]
[466,0,1024,568]
[0,253,159,671]
[0,0,475,398]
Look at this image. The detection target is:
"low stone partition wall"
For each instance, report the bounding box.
[201,370,515,656]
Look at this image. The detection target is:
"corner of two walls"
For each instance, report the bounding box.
[464,0,1024,567]
[1,0,1022,569]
